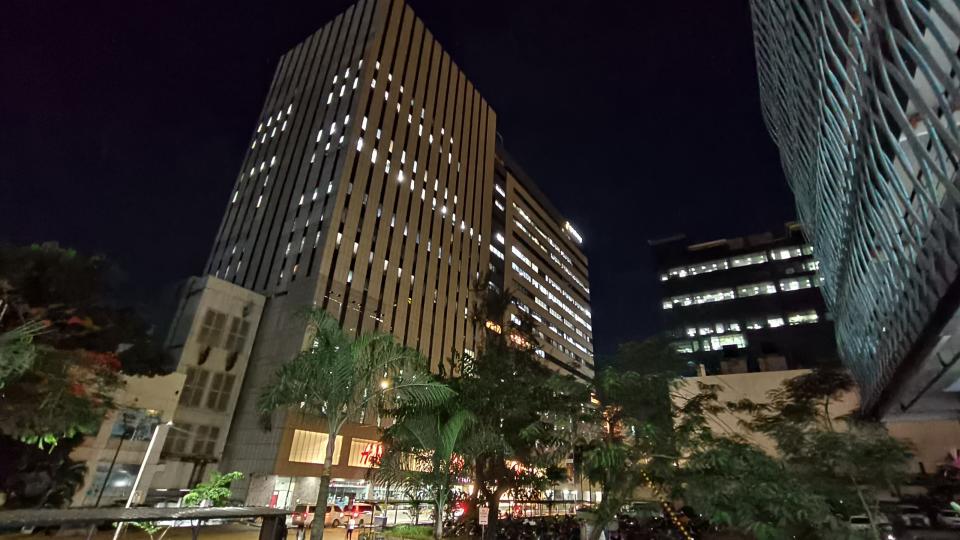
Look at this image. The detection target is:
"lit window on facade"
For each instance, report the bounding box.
[779,276,813,291]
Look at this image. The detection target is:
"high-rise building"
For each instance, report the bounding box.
[751,1,960,416]
[490,146,594,382]
[162,0,592,505]
[652,223,837,375]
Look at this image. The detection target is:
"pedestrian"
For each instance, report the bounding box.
[346,516,356,540]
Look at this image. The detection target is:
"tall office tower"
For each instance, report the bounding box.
[651,223,837,376]
[751,1,960,416]
[163,0,592,505]
[491,146,594,384]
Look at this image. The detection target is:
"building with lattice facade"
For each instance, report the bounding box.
[751,1,960,416]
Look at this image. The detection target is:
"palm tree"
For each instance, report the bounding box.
[258,308,453,540]
[377,401,474,540]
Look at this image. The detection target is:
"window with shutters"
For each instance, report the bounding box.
[191,425,220,456]
[206,373,236,412]
[196,309,227,346]
[179,367,210,408]
[224,317,251,352]
[163,423,192,455]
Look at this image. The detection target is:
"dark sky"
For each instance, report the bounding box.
[0,0,796,357]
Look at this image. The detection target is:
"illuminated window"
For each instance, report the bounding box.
[779,276,813,291]
[710,333,747,350]
[347,439,382,467]
[788,310,819,325]
[288,430,343,464]
[736,282,777,297]
[770,247,803,260]
[730,252,768,268]
[767,317,785,328]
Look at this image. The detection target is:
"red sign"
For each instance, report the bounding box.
[359,442,383,466]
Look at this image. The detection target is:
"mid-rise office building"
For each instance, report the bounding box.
[491,146,594,383]
[160,0,592,505]
[652,223,837,375]
[752,1,960,416]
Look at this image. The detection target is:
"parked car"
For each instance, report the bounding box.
[622,501,662,520]
[935,507,960,528]
[339,502,380,526]
[848,515,895,538]
[291,504,343,528]
[893,504,931,528]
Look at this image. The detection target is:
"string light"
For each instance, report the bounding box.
[639,469,694,540]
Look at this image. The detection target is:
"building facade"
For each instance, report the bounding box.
[492,146,594,383]
[652,223,838,375]
[71,373,185,507]
[164,0,592,506]
[751,1,960,415]
[153,276,266,492]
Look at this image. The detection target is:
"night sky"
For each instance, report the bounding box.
[0,1,796,358]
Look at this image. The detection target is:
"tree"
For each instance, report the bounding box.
[453,282,591,540]
[576,364,681,540]
[666,369,913,539]
[378,400,474,539]
[258,308,452,540]
[0,243,172,376]
[733,369,913,539]
[0,243,172,508]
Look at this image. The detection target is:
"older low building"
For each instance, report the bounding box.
[70,373,185,507]
[151,275,265,493]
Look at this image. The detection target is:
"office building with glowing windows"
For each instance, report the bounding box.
[163,0,593,505]
[752,1,960,416]
[652,223,838,375]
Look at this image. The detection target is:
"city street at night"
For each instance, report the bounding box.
[2,0,960,538]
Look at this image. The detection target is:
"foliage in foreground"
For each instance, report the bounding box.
[0,243,174,509]
[132,471,244,540]
[384,525,433,539]
[671,369,913,539]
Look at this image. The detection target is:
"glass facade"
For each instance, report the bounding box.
[752,0,960,408]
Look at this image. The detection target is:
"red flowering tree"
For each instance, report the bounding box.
[0,243,168,508]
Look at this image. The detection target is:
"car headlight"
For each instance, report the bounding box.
[886,534,895,540]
